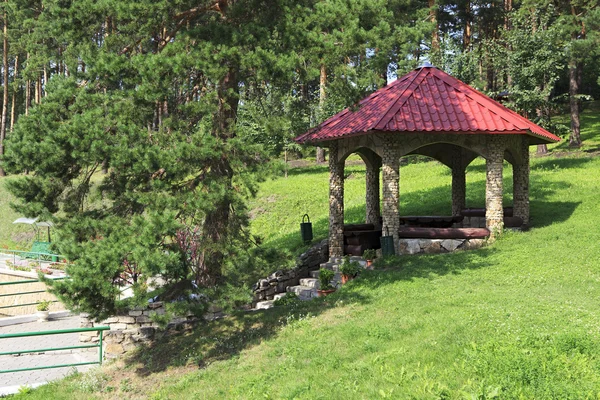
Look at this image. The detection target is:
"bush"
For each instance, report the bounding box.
[318,269,335,290]
[362,249,376,260]
[339,256,360,277]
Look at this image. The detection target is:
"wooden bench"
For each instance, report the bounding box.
[343,223,382,256]
[400,215,464,228]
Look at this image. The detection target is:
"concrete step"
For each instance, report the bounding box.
[255,300,275,310]
[299,278,319,289]
[287,285,317,300]
[310,270,320,278]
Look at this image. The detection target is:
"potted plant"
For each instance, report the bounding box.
[317,268,336,297]
[36,300,51,322]
[362,249,377,269]
[339,256,361,284]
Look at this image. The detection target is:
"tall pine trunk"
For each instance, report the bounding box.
[429,0,440,57]
[463,0,472,51]
[10,55,17,132]
[316,63,326,164]
[0,2,8,177]
[568,59,582,148]
[198,66,239,286]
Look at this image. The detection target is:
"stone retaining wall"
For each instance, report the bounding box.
[79,301,222,358]
[252,239,328,305]
[397,238,485,255]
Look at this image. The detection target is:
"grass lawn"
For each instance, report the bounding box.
[9,112,600,399]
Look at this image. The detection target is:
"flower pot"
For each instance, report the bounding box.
[317,288,336,297]
[366,260,373,269]
[341,274,354,284]
[37,311,50,322]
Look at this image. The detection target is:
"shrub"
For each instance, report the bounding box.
[318,269,335,290]
[339,256,360,277]
[362,249,376,260]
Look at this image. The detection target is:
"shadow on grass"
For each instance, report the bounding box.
[122,243,497,378]
[123,290,369,377]
[530,157,596,171]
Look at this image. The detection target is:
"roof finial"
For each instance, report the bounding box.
[416,61,436,69]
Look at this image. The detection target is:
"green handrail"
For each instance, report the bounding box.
[0,326,110,373]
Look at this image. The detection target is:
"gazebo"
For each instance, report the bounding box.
[295,64,561,258]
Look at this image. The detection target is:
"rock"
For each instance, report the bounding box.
[207,304,222,313]
[441,239,463,252]
[148,302,163,309]
[105,343,125,355]
[103,317,118,324]
[107,332,125,343]
[259,279,269,289]
[136,315,151,324]
[109,323,127,330]
[462,238,485,250]
[399,239,421,255]
[423,241,442,254]
[139,327,156,338]
[79,335,92,342]
[255,300,275,310]
[129,310,143,317]
[117,316,136,324]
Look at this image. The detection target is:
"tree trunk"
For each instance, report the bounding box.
[568,58,582,148]
[316,63,326,164]
[10,55,17,132]
[463,0,472,51]
[0,3,8,177]
[198,66,239,287]
[429,0,440,53]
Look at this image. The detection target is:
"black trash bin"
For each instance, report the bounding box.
[300,214,313,243]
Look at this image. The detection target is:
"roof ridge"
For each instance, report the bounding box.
[373,69,426,131]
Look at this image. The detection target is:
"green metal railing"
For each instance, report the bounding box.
[0,249,66,268]
[0,277,67,310]
[0,326,110,373]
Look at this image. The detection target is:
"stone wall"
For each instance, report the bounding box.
[79,301,209,358]
[252,239,328,305]
[397,238,485,255]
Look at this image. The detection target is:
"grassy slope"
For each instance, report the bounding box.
[10,112,600,399]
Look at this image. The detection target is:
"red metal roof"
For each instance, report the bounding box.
[295,66,561,144]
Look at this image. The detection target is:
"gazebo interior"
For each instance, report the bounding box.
[296,64,560,258]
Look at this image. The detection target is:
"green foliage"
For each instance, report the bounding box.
[362,248,376,260]
[36,300,50,311]
[273,292,299,307]
[318,268,335,290]
[339,256,360,277]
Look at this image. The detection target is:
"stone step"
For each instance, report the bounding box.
[299,278,319,289]
[319,262,336,269]
[255,300,275,310]
[310,270,320,278]
[287,285,317,300]
[273,293,288,301]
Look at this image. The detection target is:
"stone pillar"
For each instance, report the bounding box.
[451,149,466,216]
[513,138,530,225]
[486,137,505,238]
[381,137,400,252]
[328,141,345,258]
[365,160,381,228]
